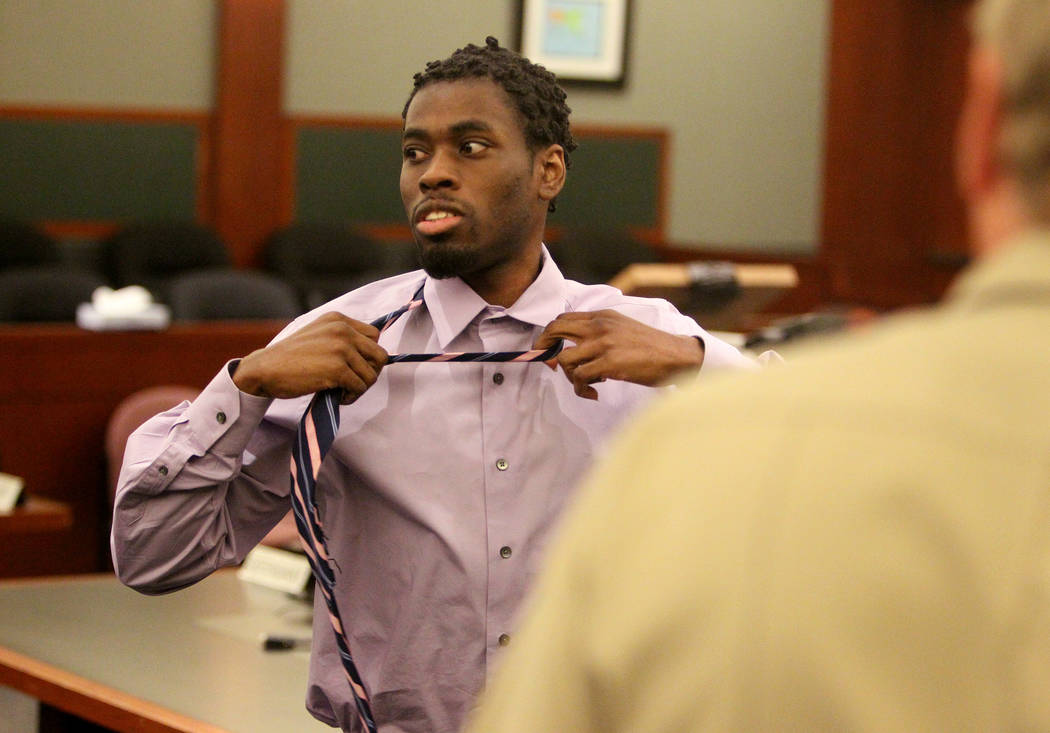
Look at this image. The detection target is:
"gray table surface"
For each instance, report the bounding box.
[0,570,332,732]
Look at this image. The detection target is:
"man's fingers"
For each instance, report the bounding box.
[568,359,610,386]
[572,377,599,400]
[353,334,389,369]
[548,312,592,321]
[533,312,597,349]
[344,348,381,386]
[532,331,562,351]
[336,367,370,405]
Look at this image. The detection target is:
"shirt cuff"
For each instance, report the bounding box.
[183,360,274,454]
[695,331,758,372]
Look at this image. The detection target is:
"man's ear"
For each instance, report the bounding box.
[536,145,566,203]
[956,45,1005,202]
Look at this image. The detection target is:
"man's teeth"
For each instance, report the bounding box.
[425,211,452,221]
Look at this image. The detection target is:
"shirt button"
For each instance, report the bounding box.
[496,458,509,471]
[499,546,512,559]
[158,466,168,476]
[498,633,511,647]
[216,411,227,424]
[492,372,504,385]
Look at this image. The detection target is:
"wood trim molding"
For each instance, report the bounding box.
[0,104,209,124]
[288,113,404,129]
[38,221,122,240]
[210,0,286,267]
[0,645,226,733]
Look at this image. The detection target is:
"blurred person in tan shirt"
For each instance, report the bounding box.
[465,1,1050,730]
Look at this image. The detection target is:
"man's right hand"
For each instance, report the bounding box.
[232,312,388,404]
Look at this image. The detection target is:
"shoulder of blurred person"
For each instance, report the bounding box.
[465,1,1050,729]
[465,239,1050,731]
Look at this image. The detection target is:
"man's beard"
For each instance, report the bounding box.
[415,237,479,279]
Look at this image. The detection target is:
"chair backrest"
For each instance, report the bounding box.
[0,266,106,322]
[0,220,60,271]
[264,224,420,308]
[549,228,660,284]
[104,382,299,549]
[105,385,200,504]
[263,223,392,278]
[167,268,303,321]
[102,222,230,294]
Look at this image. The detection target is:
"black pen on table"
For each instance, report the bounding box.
[261,634,311,651]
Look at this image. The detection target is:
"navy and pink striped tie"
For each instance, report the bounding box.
[288,282,561,732]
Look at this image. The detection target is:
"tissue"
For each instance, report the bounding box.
[76,286,171,330]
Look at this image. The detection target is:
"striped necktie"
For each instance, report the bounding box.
[288,281,561,732]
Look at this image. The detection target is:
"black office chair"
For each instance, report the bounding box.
[0,220,61,272]
[101,222,231,298]
[547,228,660,284]
[0,266,106,322]
[264,223,416,309]
[167,268,303,321]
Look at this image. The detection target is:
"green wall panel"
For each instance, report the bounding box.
[0,118,199,220]
[293,125,662,231]
[295,127,405,224]
[550,137,661,229]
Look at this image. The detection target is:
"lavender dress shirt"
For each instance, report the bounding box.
[112,251,751,732]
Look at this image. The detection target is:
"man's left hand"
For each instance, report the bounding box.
[534,310,705,400]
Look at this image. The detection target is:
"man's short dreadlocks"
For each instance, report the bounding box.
[403,37,578,212]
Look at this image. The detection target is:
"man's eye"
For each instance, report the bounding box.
[403,147,427,161]
[460,141,488,155]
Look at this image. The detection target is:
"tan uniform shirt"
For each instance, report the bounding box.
[467,232,1050,732]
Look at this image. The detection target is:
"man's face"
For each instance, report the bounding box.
[400,79,546,280]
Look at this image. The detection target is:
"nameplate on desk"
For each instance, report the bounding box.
[238,545,312,596]
[0,472,25,512]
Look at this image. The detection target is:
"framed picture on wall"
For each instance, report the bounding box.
[516,0,631,87]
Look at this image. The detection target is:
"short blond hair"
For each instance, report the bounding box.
[974,0,1050,221]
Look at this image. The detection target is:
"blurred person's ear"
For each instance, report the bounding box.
[956,45,1004,205]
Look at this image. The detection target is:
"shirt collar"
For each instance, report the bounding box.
[423,245,569,349]
[947,228,1050,313]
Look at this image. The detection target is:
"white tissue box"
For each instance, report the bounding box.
[75,285,172,331]
[76,302,171,331]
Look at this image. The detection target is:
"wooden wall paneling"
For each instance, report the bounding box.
[210,0,286,267]
[0,324,284,578]
[821,0,973,309]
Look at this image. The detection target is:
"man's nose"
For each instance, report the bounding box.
[419,149,458,191]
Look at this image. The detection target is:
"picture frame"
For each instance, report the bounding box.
[516,0,631,87]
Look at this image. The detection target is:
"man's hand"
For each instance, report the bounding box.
[233,312,388,404]
[533,310,705,400]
